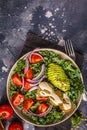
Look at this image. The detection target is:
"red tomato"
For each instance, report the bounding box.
[24,80,32,90]
[36,97,48,101]
[8,122,23,130]
[30,53,43,64]
[12,74,22,86]
[0,104,13,119]
[23,98,34,111]
[38,103,48,114]
[25,68,33,79]
[12,92,24,106]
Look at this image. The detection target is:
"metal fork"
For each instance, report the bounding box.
[64,39,76,61]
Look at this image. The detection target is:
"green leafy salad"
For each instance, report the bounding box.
[8,48,84,125]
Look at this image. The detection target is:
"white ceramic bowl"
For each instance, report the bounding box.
[6,48,84,127]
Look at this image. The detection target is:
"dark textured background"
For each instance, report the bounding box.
[0,0,87,129]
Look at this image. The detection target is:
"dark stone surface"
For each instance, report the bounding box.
[0,0,87,129]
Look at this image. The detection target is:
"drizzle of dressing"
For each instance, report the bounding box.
[39,82,63,105]
[38,82,72,111]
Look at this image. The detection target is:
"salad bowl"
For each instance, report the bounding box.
[6,48,84,127]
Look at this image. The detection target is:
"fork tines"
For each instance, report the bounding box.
[64,39,76,60]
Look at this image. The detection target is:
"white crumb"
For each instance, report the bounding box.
[45,11,53,18]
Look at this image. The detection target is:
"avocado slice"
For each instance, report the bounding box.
[47,63,70,92]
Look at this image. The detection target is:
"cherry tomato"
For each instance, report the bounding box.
[36,97,48,101]
[23,98,34,111]
[12,92,24,106]
[25,68,33,79]
[8,122,23,130]
[12,74,22,86]
[38,103,48,114]
[0,104,13,119]
[24,80,32,90]
[30,53,43,64]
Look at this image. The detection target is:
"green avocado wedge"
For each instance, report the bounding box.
[47,63,70,92]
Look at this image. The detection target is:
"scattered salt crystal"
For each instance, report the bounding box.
[54,8,59,12]
[49,23,52,26]
[50,31,54,35]
[54,28,57,31]
[24,6,27,9]
[51,25,55,28]
[48,33,51,36]
[45,11,53,18]
[2,66,8,72]
[43,8,45,11]
[62,29,66,32]
[41,27,47,34]
[45,37,49,40]
[31,23,34,25]
[63,20,66,24]
[61,12,65,17]
[45,32,48,35]
[8,14,11,17]
[52,18,55,21]
[41,29,46,34]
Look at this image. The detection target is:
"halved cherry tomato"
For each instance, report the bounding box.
[23,98,34,111]
[36,97,48,101]
[25,68,33,79]
[8,122,23,130]
[24,80,32,90]
[12,92,24,106]
[30,53,43,64]
[38,103,48,114]
[0,104,13,119]
[12,73,22,86]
